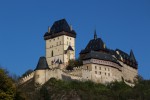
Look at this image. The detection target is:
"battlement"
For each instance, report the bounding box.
[19,72,34,85]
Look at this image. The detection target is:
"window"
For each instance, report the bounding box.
[51,50,53,57]
[53,39,55,41]
[105,68,106,71]
[58,37,59,39]
[70,38,71,40]
[108,73,110,76]
[87,66,88,70]
[99,72,101,75]
[99,67,101,70]
[105,73,106,75]
[108,68,110,71]
[95,66,97,69]
[95,71,97,74]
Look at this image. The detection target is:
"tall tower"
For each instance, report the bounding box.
[44,19,76,68]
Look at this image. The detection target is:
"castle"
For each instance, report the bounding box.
[19,19,138,86]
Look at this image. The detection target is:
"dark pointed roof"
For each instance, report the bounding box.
[130,50,136,62]
[80,31,106,54]
[80,38,106,54]
[67,45,74,51]
[35,57,50,70]
[44,19,76,40]
[83,51,120,65]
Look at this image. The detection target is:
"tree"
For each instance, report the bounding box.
[66,57,83,70]
[0,68,16,100]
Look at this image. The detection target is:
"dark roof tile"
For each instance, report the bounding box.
[35,57,50,70]
[44,19,76,40]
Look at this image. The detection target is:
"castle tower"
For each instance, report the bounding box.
[34,57,50,85]
[44,19,76,68]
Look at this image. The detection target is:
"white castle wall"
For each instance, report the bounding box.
[34,69,63,85]
[46,35,75,68]
[119,61,138,83]
[19,72,34,84]
[19,60,137,86]
[82,59,122,84]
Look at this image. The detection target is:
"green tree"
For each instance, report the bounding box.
[0,68,16,100]
[66,57,83,70]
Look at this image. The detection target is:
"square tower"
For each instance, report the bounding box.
[44,19,76,68]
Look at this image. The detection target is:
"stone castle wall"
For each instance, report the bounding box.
[19,72,34,84]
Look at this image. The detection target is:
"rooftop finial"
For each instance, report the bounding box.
[70,24,72,31]
[94,29,97,40]
[48,26,51,33]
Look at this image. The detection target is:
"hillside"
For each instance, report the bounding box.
[18,78,150,100]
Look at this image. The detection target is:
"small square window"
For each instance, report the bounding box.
[95,71,97,74]
[99,67,101,70]
[99,72,101,75]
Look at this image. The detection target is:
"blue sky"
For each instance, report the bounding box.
[0,0,150,79]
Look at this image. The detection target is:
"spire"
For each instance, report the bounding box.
[48,26,51,33]
[130,50,136,62]
[94,29,97,40]
[70,24,72,31]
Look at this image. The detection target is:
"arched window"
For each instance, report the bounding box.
[51,50,53,57]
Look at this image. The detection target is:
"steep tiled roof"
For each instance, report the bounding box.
[115,49,138,69]
[44,19,76,40]
[35,57,50,70]
[83,51,120,65]
[80,38,106,54]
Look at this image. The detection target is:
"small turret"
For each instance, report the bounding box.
[34,57,50,85]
